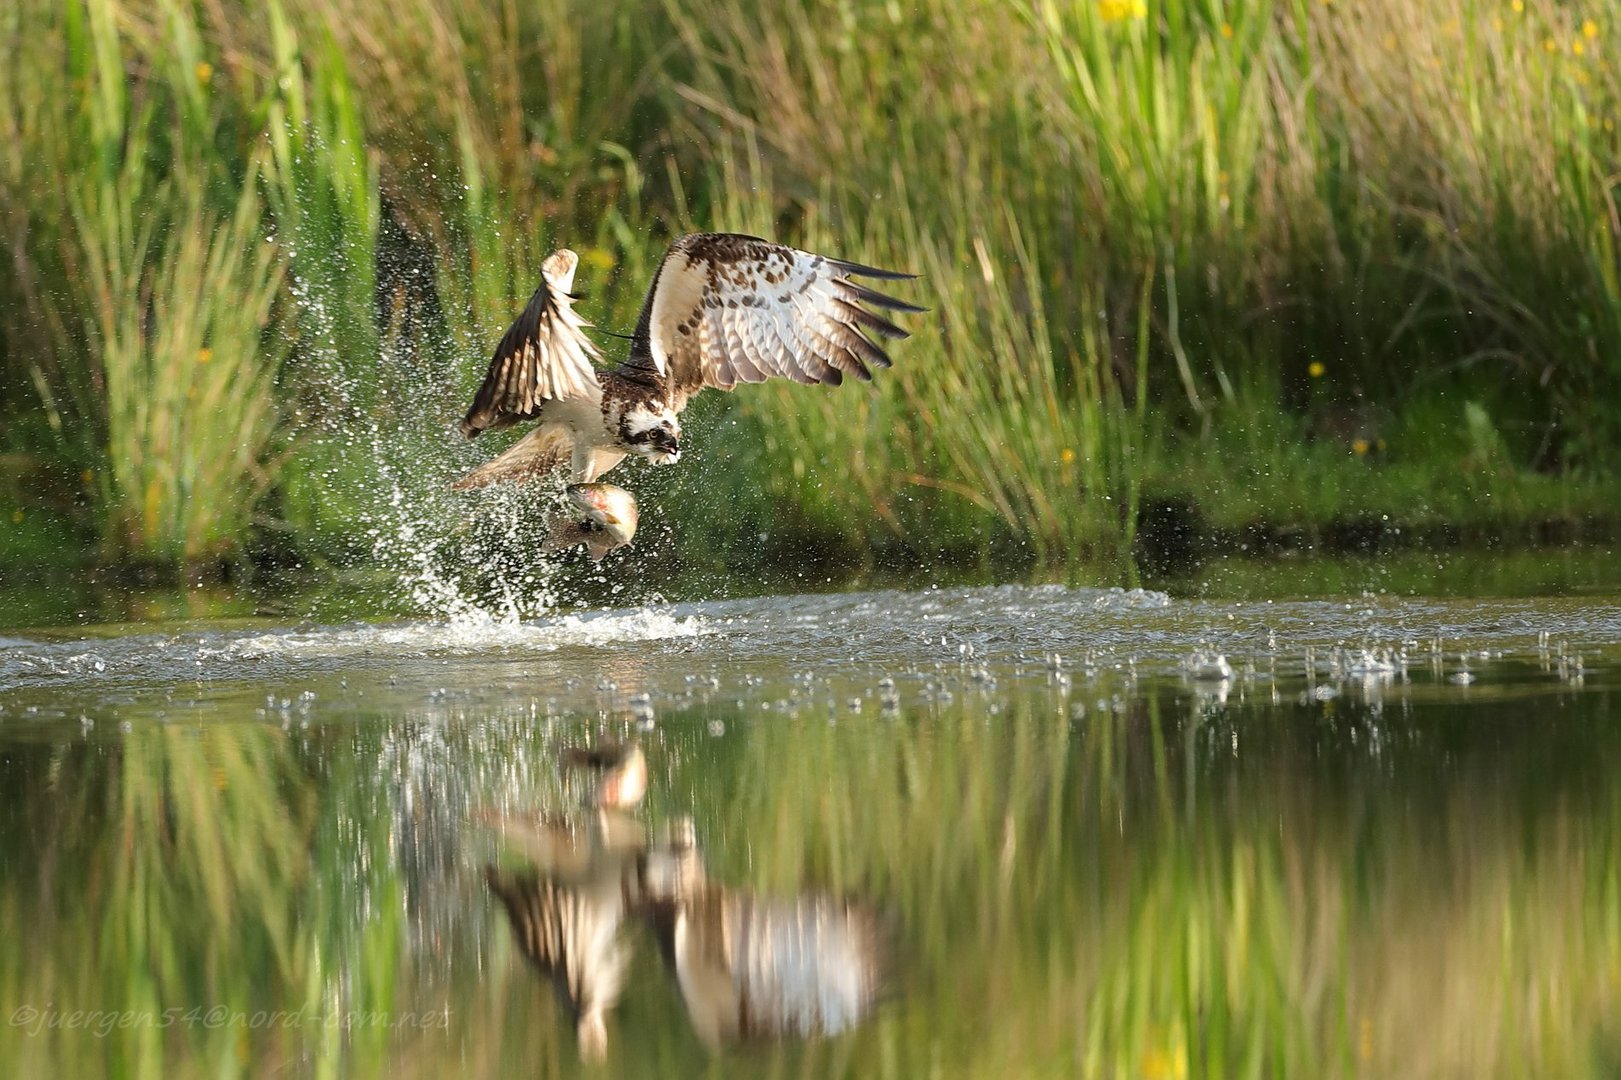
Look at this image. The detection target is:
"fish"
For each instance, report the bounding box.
[544,483,639,562]
[562,741,648,810]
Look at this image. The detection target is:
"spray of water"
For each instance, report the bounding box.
[264,115,707,627]
[278,215,600,624]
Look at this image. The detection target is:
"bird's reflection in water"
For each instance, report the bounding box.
[641,818,889,1049]
[481,743,889,1061]
[482,809,643,1062]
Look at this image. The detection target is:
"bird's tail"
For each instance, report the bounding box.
[451,425,571,489]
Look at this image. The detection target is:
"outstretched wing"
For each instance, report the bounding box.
[460,250,601,438]
[624,233,923,397]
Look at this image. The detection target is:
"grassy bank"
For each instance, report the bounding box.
[3,0,1620,588]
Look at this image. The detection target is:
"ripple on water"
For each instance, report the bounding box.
[229,608,710,661]
[0,608,710,692]
[2,585,1618,702]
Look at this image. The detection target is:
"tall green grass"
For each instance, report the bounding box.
[262,0,380,421]
[2,0,1620,577]
[2,0,288,569]
[671,0,1621,566]
[78,178,285,565]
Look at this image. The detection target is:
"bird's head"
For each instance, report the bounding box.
[622,402,682,465]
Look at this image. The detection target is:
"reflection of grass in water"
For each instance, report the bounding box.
[4,680,1619,1076]
[452,684,1621,1075]
[3,727,304,1074]
[0,725,410,1078]
[640,684,1621,1077]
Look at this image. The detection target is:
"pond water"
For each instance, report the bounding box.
[3,581,1620,1077]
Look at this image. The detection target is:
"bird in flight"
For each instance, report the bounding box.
[452,233,923,492]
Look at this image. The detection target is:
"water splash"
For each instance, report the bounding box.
[263,102,608,625]
[281,217,591,624]
[364,443,571,624]
[227,608,710,662]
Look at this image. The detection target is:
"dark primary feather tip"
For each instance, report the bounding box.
[838,280,929,314]
[840,302,910,341]
[828,257,919,281]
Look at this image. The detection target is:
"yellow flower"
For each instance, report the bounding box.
[195,61,213,85]
[1583,19,1599,40]
[1142,1044,1188,1080]
[1352,438,1371,456]
[1573,40,1586,56]
[1544,36,1558,52]
[1220,22,1234,38]
[1060,447,1077,464]
[197,346,213,364]
[1511,0,1524,12]
[1308,361,1326,378]
[1098,0,1146,22]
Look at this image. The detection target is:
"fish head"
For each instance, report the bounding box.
[566,483,639,549]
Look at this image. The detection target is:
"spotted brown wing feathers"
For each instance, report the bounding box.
[460,250,601,439]
[635,232,922,397]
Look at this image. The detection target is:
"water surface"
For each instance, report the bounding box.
[3,584,1619,1077]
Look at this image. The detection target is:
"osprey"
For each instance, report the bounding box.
[452,233,923,490]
